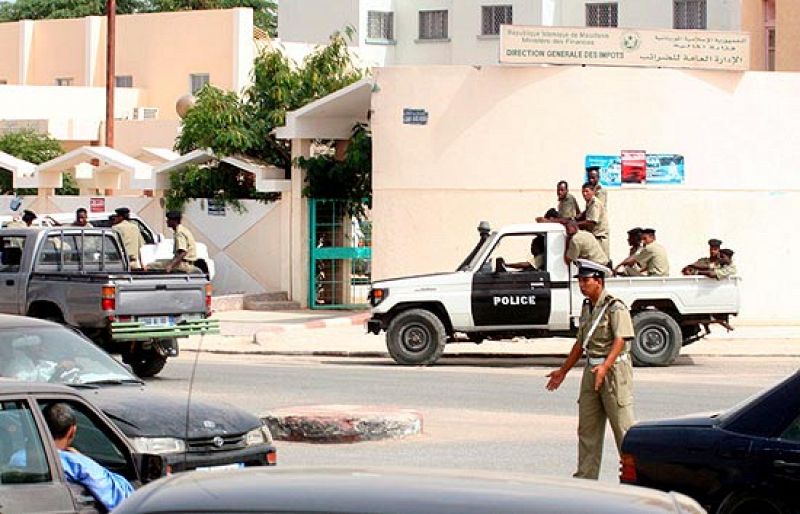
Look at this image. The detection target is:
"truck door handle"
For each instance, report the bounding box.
[774,460,800,470]
[5,279,13,286]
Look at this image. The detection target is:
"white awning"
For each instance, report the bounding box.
[139,147,181,164]
[0,151,38,189]
[36,146,154,190]
[153,149,289,192]
[274,78,372,140]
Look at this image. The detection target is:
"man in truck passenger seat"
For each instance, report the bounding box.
[501,236,546,271]
[681,238,722,275]
[564,221,608,267]
[616,228,669,277]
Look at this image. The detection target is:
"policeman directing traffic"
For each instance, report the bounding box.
[545,259,635,480]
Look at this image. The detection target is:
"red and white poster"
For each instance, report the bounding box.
[621,150,647,185]
[89,197,105,213]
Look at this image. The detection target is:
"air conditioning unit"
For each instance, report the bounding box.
[132,107,159,120]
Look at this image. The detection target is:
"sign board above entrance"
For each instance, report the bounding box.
[500,25,749,71]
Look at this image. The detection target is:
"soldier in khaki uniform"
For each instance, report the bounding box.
[112,207,145,270]
[70,208,93,228]
[564,222,608,267]
[587,167,607,207]
[546,259,636,480]
[617,228,669,277]
[615,228,643,276]
[696,248,736,279]
[681,238,721,275]
[557,181,580,219]
[159,211,200,273]
[577,183,609,258]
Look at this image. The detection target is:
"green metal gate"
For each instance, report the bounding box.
[308,199,371,309]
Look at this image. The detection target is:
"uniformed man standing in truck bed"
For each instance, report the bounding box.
[545,259,636,480]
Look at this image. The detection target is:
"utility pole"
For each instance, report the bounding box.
[105,0,116,148]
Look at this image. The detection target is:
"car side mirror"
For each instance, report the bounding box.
[136,453,167,483]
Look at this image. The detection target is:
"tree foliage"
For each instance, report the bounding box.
[0,0,277,35]
[0,129,78,195]
[171,30,366,209]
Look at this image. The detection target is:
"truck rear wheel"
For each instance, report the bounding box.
[631,311,682,367]
[386,309,446,366]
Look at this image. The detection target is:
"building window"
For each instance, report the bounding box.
[765,0,776,71]
[674,0,707,29]
[115,75,133,88]
[419,10,448,40]
[367,11,394,40]
[190,73,210,94]
[481,5,513,36]
[585,3,618,27]
[55,77,74,86]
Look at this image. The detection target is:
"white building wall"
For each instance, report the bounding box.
[557,0,741,30]
[277,0,360,45]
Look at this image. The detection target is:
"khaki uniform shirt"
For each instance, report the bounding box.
[690,257,718,270]
[594,185,607,207]
[557,194,580,219]
[711,263,737,279]
[635,241,670,276]
[114,220,145,262]
[527,254,545,270]
[575,290,635,359]
[173,224,197,262]
[5,220,27,229]
[584,197,609,239]
[567,230,608,265]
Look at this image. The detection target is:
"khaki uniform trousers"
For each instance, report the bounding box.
[595,236,610,263]
[574,360,635,480]
[148,259,201,274]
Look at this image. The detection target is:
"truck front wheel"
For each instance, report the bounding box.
[631,311,682,367]
[386,309,447,366]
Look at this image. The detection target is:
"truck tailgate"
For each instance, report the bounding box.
[114,275,206,316]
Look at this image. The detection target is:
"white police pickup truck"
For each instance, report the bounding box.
[367,222,740,367]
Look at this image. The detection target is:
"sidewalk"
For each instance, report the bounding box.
[179,309,800,359]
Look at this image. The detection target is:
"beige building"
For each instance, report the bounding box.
[741,0,800,71]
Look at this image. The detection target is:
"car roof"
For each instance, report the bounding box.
[116,467,688,514]
[0,378,80,395]
[0,314,62,330]
[42,212,141,222]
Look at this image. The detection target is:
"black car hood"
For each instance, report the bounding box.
[633,412,721,429]
[79,386,260,439]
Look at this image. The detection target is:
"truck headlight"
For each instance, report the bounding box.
[245,426,273,446]
[130,437,186,454]
[369,288,389,307]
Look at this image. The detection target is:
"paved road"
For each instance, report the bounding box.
[146,353,799,482]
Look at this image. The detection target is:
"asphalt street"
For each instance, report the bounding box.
[145,352,800,482]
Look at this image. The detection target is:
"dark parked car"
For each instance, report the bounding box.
[0,381,165,514]
[621,370,800,514]
[0,314,276,472]
[114,467,706,514]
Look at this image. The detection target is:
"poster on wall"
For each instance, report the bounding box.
[585,153,685,187]
[621,150,647,184]
[89,197,105,213]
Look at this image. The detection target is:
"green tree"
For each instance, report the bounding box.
[0,130,78,195]
[0,0,277,35]
[171,30,365,209]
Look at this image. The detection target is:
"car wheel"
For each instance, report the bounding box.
[386,309,446,366]
[631,311,682,367]
[717,492,786,514]
[124,347,168,378]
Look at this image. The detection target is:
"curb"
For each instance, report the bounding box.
[253,312,371,338]
[261,405,423,443]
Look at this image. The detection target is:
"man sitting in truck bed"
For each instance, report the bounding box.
[615,228,670,277]
[564,221,608,267]
[695,248,736,280]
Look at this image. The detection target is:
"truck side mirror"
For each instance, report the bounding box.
[136,453,167,483]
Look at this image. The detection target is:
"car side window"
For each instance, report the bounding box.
[482,233,547,273]
[0,236,26,272]
[0,399,51,484]
[35,234,125,272]
[38,400,135,481]
[780,413,800,442]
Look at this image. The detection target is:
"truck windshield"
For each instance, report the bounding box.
[457,231,497,272]
[0,326,137,385]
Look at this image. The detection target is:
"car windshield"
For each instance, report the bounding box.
[0,326,138,385]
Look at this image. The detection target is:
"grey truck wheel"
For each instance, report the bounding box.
[631,311,682,367]
[386,309,447,366]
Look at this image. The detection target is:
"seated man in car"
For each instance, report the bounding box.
[43,403,134,511]
[499,236,546,271]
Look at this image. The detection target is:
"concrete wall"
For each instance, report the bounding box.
[371,65,800,322]
[558,0,740,30]
[0,23,20,84]
[278,0,359,44]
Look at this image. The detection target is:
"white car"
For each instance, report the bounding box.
[36,211,216,279]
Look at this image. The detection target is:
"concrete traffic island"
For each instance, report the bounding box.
[262,405,422,443]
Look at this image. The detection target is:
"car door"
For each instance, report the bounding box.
[0,396,76,514]
[0,235,29,314]
[758,413,800,500]
[471,233,551,327]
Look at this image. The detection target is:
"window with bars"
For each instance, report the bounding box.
[767,27,775,71]
[367,11,394,40]
[115,75,133,88]
[419,10,448,40]
[55,77,74,86]
[481,5,513,36]
[190,73,210,94]
[674,0,706,29]
[585,3,618,27]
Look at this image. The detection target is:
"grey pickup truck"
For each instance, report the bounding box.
[0,227,218,377]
